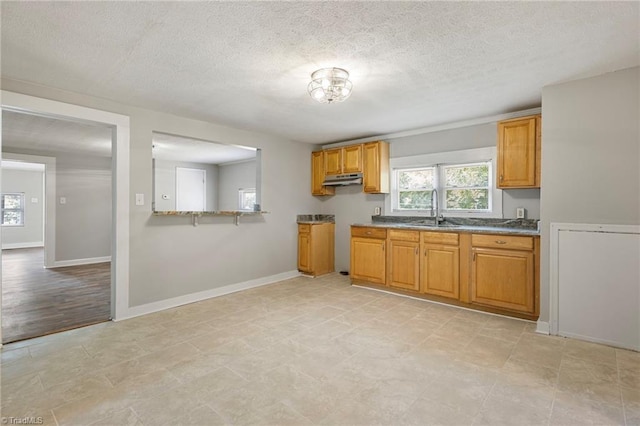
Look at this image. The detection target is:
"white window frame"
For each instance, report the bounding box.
[238,188,256,211]
[386,147,503,218]
[1,192,26,227]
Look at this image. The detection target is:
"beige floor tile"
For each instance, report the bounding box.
[89,407,143,426]
[550,391,625,425]
[402,395,477,425]
[2,273,634,425]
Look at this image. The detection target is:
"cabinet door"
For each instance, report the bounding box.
[388,240,420,291]
[421,244,459,299]
[497,117,538,188]
[350,237,386,284]
[311,151,335,196]
[343,145,363,173]
[324,148,343,175]
[298,231,312,273]
[471,248,534,313]
[363,141,389,193]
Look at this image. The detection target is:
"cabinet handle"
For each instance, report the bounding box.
[366,231,372,235]
[424,249,427,257]
[473,252,476,261]
[415,247,418,255]
[382,243,385,252]
[500,174,503,181]
[495,240,507,245]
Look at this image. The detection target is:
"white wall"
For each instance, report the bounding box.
[321,121,542,271]
[55,154,112,261]
[218,160,257,211]
[1,78,321,307]
[1,168,44,248]
[540,66,640,323]
[153,159,219,211]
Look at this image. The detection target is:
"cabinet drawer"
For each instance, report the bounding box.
[388,229,419,242]
[351,227,387,239]
[422,231,459,245]
[298,224,311,233]
[471,234,533,250]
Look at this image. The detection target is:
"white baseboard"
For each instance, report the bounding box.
[49,256,111,268]
[2,242,44,250]
[536,321,550,335]
[116,270,301,322]
[558,330,639,352]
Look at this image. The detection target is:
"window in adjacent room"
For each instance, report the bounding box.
[238,188,256,211]
[1,193,25,226]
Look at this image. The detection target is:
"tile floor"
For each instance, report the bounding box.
[1,273,638,425]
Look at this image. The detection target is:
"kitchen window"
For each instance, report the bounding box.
[388,147,502,218]
[1,193,25,226]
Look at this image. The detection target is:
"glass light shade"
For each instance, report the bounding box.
[307,67,353,104]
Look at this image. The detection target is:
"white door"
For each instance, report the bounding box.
[176,167,206,211]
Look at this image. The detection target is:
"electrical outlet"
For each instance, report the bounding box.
[135,193,144,206]
[516,207,525,219]
[374,206,381,216]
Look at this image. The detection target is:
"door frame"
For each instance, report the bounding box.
[0,91,130,344]
[175,167,206,211]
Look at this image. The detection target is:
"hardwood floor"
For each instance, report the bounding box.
[1,247,110,343]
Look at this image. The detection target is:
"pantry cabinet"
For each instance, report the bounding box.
[298,223,335,276]
[350,227,387,284]
[497,115,541,188]
[387,230,420,291]
[311,151,335,196]
[420,232,460,300]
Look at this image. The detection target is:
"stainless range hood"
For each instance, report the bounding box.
[323,172,363,186]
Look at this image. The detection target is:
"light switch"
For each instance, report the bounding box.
[135,193,144,206]
[31,198,38,203]
[516,207,525,219]
[59,197,66,205]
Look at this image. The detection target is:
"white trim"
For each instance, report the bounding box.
[2,153,57,267]
[323,107,542,148]
[2,242,44,250]
[1,91,130,327]
[49,256,111,268]
[384,147,502,218]
[535,321,550,335]
[549,222,640,337]
[558,329,639,352]
[117,270,301,321]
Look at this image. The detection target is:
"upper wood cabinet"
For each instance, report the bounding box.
[363,141,390,194]
[325,145,363,175]
[497,115,541,188]
[311,151,335,196]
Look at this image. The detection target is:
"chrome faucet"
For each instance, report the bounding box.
[431,189,439,226]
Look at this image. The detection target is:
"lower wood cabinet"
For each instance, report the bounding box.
[350,226,539,320]
[387,230,420,291]
[350,227,387,284]
[420,232,460,299]
[471,237,535,314]
[298,223,334,276]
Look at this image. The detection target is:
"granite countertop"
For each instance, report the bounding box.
[352,216,540,236]
[297,214,335,224]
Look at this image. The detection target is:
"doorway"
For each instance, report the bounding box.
[0,91,130,345]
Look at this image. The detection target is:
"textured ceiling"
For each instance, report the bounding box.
[1,111,255,163]
[1,2,638,144]
[2,110,113,157]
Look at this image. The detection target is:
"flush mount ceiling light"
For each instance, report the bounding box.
[307,67,353,104]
